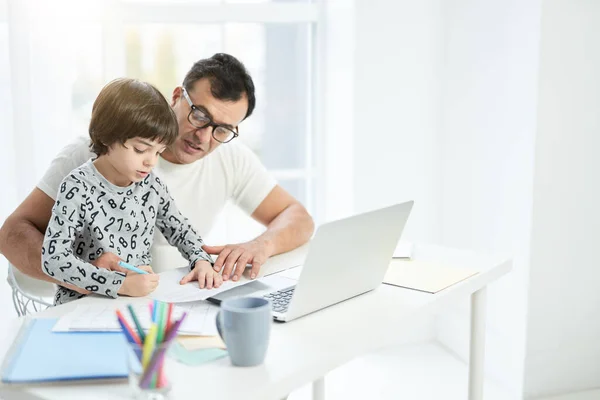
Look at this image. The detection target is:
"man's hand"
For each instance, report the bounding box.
[204,239,273,282]
[180,260,223,289]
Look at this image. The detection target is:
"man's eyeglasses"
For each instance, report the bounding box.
[181,87,239,143]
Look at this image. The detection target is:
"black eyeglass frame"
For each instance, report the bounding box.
[181,87,239,144]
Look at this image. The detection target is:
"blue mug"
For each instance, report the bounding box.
[216,297,272,367]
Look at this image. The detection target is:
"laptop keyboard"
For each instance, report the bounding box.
[264,287,295,313]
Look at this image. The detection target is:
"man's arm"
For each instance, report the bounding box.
[0,188,88,293]
[206,185,314,281]
[250,185,314,257]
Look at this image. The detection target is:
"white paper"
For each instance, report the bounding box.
[52,301,219,336]
[149,246,307,304]
[393,241,413,259]
[149,267,257,303]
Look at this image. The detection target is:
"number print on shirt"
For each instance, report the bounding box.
[91,272,107,285]
[65,186,79,200]
[43,163,212,307]
[104,217,115,232]
[59,262,72,273]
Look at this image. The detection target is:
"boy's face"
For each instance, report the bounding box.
[106,138,167,184]
[164,78,248,165]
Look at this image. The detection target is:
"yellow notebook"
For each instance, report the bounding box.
[383,259,478,293]
[177,335,226,351]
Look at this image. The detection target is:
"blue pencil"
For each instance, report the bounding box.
[116,316,137,345]
[152,300,158,323]
[118,261,149,275]
[118,316,143,362]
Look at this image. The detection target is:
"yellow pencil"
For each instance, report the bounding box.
[143,324,158,369]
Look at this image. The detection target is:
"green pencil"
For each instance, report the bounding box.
[152,302,166,389]
[156,302,166,343]
[127,304,146,342]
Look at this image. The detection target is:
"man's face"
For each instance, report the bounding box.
[163,78,249,165]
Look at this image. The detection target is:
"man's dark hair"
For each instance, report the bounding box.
[89,78,178,156]
[182,53,256,120]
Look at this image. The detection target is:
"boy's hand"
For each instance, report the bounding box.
[180,260,223,289]
[92,252,154,275]
[118,273,160,297]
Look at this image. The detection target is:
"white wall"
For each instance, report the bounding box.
[435,0,542,397]
[524,0,600,397]
[352,0,442,244]
[350,0,443,344]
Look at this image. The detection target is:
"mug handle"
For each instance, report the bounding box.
[215,311,225,344]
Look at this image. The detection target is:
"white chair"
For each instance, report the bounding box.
[7,263,54,316]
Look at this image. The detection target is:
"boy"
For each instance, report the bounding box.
[42,78,221,305]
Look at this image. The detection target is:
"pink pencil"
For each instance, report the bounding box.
[116,310,141,345]
[166,303,173,332]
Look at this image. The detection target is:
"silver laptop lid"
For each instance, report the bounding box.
[283,201,413,321]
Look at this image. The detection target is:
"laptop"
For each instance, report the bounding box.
[208,201,413,322]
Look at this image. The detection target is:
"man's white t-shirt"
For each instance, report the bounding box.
[37,136,277,272]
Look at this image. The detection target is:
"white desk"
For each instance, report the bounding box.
[0,244,510,400]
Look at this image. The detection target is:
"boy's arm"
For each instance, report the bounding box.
[42,177,126,298]
[154,180,213,270]
[0,188,89,294]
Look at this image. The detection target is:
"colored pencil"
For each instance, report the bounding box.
[166,303,173,332]
[139,312,188,388]
[117,260,149,275]
[142,324,158,369]
[116,309,141,345]
[127,305,146,342]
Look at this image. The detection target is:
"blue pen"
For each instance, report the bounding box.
[118,261,149,275]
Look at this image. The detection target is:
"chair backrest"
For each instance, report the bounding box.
[7,263,54,316]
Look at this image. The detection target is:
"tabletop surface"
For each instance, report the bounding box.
[0,243,511,400]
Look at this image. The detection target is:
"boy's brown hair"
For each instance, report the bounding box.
[89,78,178,155]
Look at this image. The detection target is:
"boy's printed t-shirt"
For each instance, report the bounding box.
[42,160,213,305]
[37,137,277,273]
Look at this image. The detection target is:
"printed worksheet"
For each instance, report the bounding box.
[149,267,255,303]
[52,301,219,336]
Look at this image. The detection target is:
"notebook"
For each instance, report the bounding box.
[1,318,128,384]
[383,259,479,293]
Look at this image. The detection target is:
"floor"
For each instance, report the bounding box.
[540,391,600,400]
[287,342,512,400]
[286,344,600,400]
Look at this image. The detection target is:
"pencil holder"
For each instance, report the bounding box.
[127,341,173,400]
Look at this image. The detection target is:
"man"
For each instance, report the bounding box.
[0,53,314,294]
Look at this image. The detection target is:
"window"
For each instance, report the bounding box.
[122,22,311,204]
[107,1,320,242]
[6,0,321,243]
